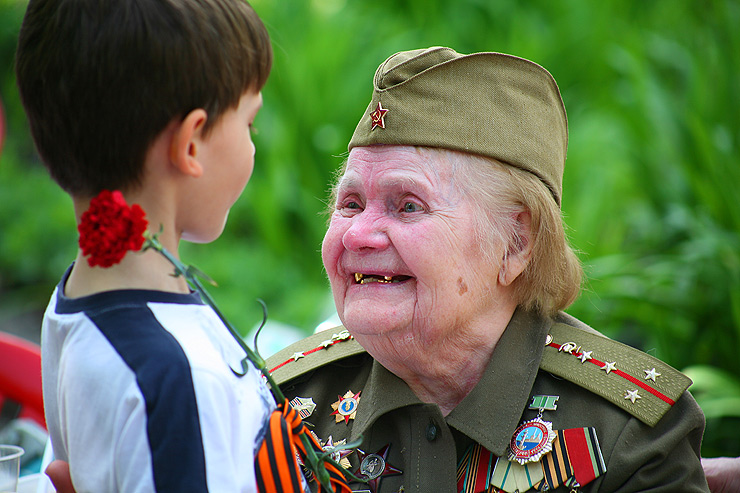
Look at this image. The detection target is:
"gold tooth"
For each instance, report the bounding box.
[354,273,363,283]
[384,276,393,281]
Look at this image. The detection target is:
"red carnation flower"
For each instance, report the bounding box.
[78,190,149,267]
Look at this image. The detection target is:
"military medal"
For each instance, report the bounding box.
[330,389,361,424]
[528,395,559,411]
[289,396,316,419]
[507,416,556,465]
[354,444,402,493]
[322,435,353,469]
[489,456,544,493]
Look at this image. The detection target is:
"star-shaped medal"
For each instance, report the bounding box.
[354,444,403,493]
[331,390,362,424]
[322,435,353,469]
[370,102,389,129]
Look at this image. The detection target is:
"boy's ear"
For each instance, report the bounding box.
[170,109,208,178]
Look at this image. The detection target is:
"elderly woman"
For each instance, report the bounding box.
[267,47,708,492]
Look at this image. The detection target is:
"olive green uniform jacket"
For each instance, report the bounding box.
[266,309,709,492]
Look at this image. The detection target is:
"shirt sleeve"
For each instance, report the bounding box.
[599,391,710,492]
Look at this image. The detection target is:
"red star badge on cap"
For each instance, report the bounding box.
[370,101,389,130]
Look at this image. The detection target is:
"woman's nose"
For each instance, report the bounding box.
[342,212,390,252]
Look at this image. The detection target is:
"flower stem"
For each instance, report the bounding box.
[144,235,343,491]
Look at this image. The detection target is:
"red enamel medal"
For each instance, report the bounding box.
[507,416,556,465]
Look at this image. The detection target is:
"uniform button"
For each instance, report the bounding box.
[426,423,438,441]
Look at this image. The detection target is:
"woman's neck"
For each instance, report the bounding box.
[356,308,514,416]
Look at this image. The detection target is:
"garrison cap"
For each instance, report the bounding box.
[348,46,568,205]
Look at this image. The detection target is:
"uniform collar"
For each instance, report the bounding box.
[351,308,551,456]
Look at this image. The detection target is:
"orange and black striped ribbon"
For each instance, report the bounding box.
[537,427,606,491]
[255,400,352,493]
[456,443,505,493]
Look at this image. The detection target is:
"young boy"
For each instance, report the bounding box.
[15,0,277,490]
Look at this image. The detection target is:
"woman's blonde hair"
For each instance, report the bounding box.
[442,149,582,316]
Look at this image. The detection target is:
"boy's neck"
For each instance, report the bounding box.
[65,240,190,298]
[68,186,192,298]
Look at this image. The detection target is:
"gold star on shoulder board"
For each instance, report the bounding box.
[601,361,617,374]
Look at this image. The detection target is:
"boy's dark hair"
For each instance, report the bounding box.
[15,0,272,197]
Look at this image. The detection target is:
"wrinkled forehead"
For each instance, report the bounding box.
[340,145,455,191]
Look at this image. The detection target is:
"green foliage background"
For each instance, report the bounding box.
[1,0,738,457]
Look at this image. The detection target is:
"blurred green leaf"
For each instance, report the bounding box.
[2,0,739,457]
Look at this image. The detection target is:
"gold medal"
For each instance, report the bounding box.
[330,389,361,424]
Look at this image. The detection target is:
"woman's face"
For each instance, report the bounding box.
[322,146,507,347]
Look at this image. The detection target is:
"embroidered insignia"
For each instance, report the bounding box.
[507,417,556,465]
[370,102,389,130]
[331,390,361,424]
[354,444,402,493]
[289,396,316,419]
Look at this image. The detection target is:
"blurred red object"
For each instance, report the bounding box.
[0,332,45,429]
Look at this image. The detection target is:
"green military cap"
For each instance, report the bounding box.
[348,46,568,206]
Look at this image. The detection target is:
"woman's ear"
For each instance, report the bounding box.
[169,109,208,178]
[498,209,533,286]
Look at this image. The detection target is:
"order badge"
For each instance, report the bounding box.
[507,417,556,465]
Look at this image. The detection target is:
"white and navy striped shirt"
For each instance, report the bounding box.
[42,267,274,492]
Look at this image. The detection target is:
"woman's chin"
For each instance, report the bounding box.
[341,305,409,340]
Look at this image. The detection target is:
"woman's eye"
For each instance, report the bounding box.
[339,200,361,211]
[402,202,422,213]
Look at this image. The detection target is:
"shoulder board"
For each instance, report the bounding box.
[265,326,366,386]
[540,322,692,427]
